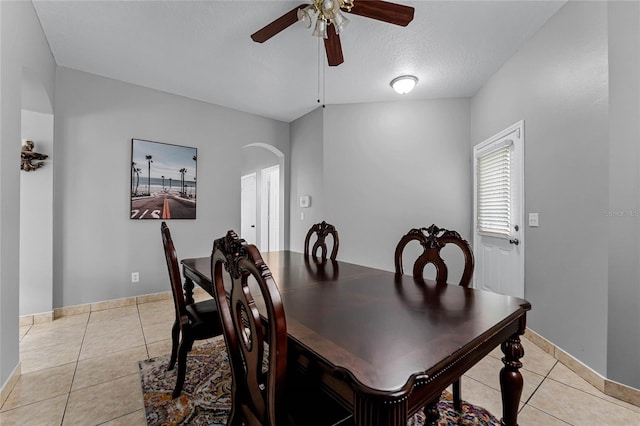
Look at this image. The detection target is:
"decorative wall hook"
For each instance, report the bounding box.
[21,140,48,172]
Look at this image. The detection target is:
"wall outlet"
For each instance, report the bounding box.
[131,272,140,283]
[529,213,539,227]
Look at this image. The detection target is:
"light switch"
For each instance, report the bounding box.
[299,195,311,208]
[300,211,304,221]
[529,213,539,227]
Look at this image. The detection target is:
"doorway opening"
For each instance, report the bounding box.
[473,120,525,298]
[241,173,257,245]
[240,143,285,252]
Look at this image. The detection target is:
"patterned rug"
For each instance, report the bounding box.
[138,338,500,425]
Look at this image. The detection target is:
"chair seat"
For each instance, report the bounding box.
[186,299,223,337]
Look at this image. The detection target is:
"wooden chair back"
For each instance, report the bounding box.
[394,224,474,286]
[211,230,288,426]
[304,221,339,260]
[161,222,189,326]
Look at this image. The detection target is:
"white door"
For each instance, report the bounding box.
[241,173,257,245]
[473,121,524,298]
[261,165,280,252]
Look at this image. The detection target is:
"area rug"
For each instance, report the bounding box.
[138,338,500,425]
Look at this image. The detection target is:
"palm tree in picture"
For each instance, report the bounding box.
[161,175,165,191]
[169,178,172,191]
[179,168,187,197]
[146,155,153,195]
[131,162,137,195]
[133,167,142,195]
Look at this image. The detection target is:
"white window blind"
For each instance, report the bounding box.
[476,143,512,238]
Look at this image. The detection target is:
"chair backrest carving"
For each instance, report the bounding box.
[304,221,339,260]
[394,224,474,286]
[161,222,189,326]
[211,230,287,426]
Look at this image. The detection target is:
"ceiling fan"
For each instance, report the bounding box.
[251,0,415,67]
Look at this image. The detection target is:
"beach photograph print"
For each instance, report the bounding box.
[131,139,197,220]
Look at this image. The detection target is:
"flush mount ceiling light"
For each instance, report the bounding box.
[390,75,418,94]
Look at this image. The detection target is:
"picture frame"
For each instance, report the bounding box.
[130,138,197,219]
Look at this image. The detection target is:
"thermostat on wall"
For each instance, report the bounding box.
[299,195,311,208]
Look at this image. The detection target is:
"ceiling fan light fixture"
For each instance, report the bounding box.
[322,0,338,15]
[251,0,415,66]
[312,18,328,39]
[390,75,418,94]
[297,5,316,29]
[333,9,350,34]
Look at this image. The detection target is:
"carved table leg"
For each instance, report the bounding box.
[423,398,440,426]
[500,331,525,426]
[184,276,195,305]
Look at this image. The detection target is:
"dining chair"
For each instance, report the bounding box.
[394,224,475,412]
[160,221,223,398]
[211,230,353,426]
[304,221,340,260]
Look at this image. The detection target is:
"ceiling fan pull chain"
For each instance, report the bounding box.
[322,44,326,108]
[317,36,322,105]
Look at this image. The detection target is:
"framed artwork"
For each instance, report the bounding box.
[130,138,197,219]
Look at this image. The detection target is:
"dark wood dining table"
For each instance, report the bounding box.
[181,250,531,426]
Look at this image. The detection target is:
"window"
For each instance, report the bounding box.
[476,141,512,238]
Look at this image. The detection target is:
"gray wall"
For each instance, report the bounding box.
[53,67,289,308]
[470,2,610,375]
[289,107,325,253]
[321,99,472,272]
[606,1,640,387]
[20,110,54,316]
[0,0,56,389]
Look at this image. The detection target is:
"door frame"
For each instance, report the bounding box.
[260,164,280,252]
[240,172,257,245]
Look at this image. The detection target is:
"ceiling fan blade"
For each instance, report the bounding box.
[251,3,308,43]
[346,0,415,27]
[324,25,344,66]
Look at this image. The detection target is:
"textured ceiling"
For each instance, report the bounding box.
[32,1,565,122]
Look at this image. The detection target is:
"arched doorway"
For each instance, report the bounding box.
[241,143,285,252]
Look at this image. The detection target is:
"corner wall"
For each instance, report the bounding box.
[20,110,54,316]
[606,1,640,388]
[289,107,324,253]
[0,0,56,390]
[470,1,610,375]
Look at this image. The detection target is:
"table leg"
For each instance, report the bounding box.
[500,331,525,426]
[184,276,195,305]
[354,392,408,426]
[423,398,440,426]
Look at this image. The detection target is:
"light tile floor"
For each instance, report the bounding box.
[2,297,640,425]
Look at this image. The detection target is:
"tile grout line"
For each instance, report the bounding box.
[59,312,91,426]
[64,308,147,425]
[544,373,640,415]
[520,359,558,407]
[137,303,152,360]
[518,359,579,425]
